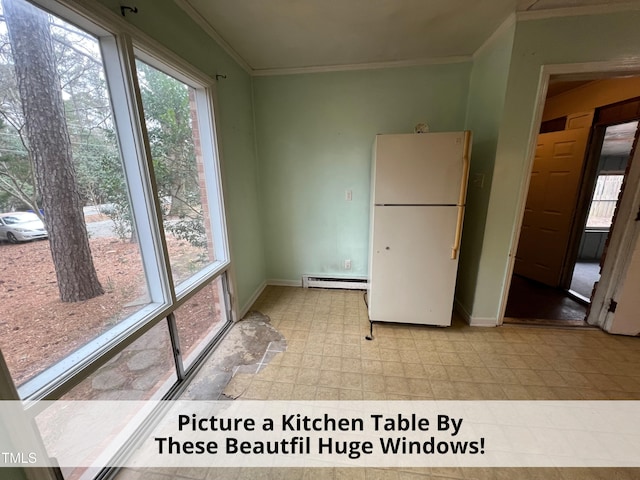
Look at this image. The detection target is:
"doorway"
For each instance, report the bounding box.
[568,121,638,301]
[503,76,640,326]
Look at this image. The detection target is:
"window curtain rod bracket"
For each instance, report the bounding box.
[120,5,138,16]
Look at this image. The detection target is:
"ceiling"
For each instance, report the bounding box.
[177,0,640,74]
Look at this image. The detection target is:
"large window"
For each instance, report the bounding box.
[0,0,151,387]
[0,0,231,413]
[135,58,221,289]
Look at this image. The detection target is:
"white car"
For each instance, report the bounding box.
[0,212,48,243]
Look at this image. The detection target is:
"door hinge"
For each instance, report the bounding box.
[608,299,618,313]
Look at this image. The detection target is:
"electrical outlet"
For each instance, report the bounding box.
[344,259,352,270]
[345,189,353,201]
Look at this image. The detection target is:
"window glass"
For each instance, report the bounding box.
[0,0,231,434]
[39,321,176,480]
[135,60,217,287]
[174,275,226,371]
[0,0,150,386]
[59,321,177,401]
[585,174,624,229]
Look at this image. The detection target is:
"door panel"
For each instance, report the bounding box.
[368,205,459,326]
[514,127,590,286]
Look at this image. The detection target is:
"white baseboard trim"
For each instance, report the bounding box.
[239,281,267,319]
[454,298,497,327]
[266,278,303,287]
[468,317,498,327]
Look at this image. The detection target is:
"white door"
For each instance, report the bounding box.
[514,127,589,286]
[368,205,459,326]
[373,133,467,205]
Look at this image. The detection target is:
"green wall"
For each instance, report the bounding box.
[456,22,515,319]
[471,10,640,321]
[94,0,266,312]
[91,1,640,324]
[253,64,472,283]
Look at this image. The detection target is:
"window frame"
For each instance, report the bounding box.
[9,0,234,403]
[132,47,231,299]
[585,172,625,231]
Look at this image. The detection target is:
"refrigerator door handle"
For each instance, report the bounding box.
[457,131,471,206]
[451,131,472,260]
[451,205,465,259]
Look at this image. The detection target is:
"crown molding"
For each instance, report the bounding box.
[252,55,472,77]
[517,1,640,21]
[174,0,474,77]
[143,0,640,78]
[174,0,253,74]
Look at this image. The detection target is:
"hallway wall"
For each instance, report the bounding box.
[470,10,640,323]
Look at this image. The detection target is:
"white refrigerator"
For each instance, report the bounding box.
[368,131,471,326]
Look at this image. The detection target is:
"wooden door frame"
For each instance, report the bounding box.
[562,112,640,295]
[498,60,640,326]
[591,126,640,331]
[559,125,606,291]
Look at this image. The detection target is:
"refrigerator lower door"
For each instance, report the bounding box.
[368,205,459,326]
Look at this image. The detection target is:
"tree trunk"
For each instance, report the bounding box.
[3,0,104,302]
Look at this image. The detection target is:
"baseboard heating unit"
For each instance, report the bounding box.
[302,275,369,290]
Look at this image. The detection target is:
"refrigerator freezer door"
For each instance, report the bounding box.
[368,205,459,326]
[373,132,466,206]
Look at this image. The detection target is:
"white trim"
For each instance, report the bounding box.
[134,47,212,90]
[496,64,550,326]
[203,61,238,324]
[239,281,267,319]
[473,13,516,60]
[498,59,640,327]
[469,316,499,327]
[454,299,497,327]
[9,0,237,402]
[252,56,472,77]
[267,278,303,287]
[100,34,173,306]
[175,0,475,77]
[48,0,218,87]
[173,0,253,74]
[200,84,231,264]
[542,61,640,77]
[517,1,640,21]
[594,135,640,332]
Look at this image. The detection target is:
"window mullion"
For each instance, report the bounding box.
[99,33,176,304]
[166,313,186,381]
